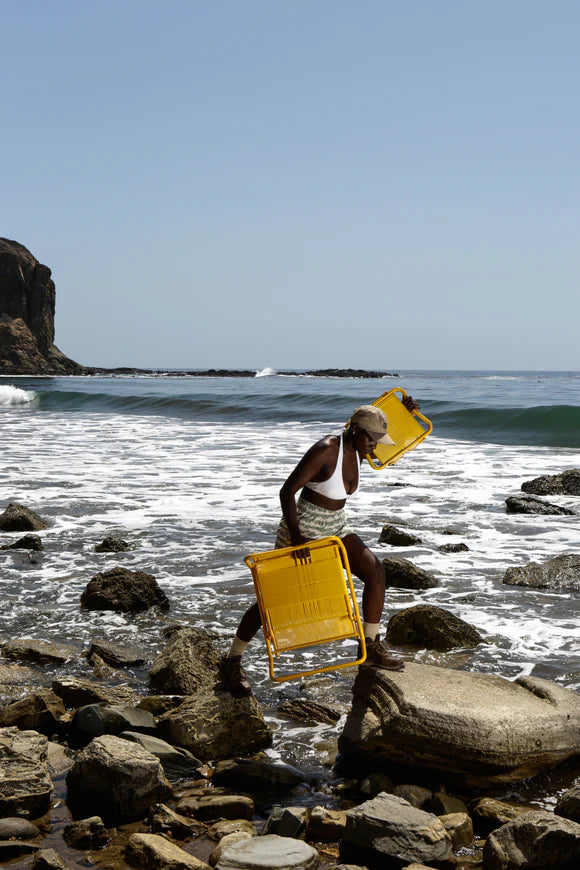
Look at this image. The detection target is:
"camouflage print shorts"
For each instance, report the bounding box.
[275,495,354,549]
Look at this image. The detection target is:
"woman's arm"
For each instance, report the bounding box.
[279,439,337,546]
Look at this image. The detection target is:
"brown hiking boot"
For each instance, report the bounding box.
[219,655,252,697]
[359,636,405,671]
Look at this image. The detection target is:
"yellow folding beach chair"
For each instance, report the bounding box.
[355,387,433,469]
[244,536,366,682]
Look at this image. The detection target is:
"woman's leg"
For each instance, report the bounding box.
[342,533,404,670]
[220,603,262,697]
[342,533,385,623]
[236,602,262,642]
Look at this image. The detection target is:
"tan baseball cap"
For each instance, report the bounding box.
[351,405,395,444]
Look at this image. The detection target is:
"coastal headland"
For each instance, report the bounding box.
[0,237,398,379]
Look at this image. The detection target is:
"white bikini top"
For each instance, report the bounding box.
[305,432,359,501]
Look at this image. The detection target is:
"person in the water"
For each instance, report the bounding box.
[221,399,419,696]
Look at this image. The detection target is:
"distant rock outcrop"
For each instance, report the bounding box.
[0,238,82,374]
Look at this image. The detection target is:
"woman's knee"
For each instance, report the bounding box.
[345,537,384,586]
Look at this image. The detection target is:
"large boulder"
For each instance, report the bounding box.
[278,698,341,725]
[31,849,70,870]
[0,504,48,532]
[125,832,210,870]
[382,556,438,590]
[0,689,65,735]
[177,794,254,823]
[2,638,77,666]
[120,732,202,781]
[0,238,82,374]
[158,690,272,761]
[69,703,157,744]
[94,536,131,553]
[522,469,580,496]
[212,758,304,793]
[379,526,422,547]
[86,639,146,667]
[338,664,580,788]
[503,553,580,592]
[0,727,53,818]
[0,534,43,551]
[482,810,580,869]
[149,627,221,695]
[52,677,137,708]
[340,792,452,869]
[66,734,172,824]
[63,816,109,849]
[556,784,580,824]
[505,495,576,515]
[81,567,170,613]
[385,605,484,650]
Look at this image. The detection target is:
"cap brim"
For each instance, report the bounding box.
[373,431,396,446]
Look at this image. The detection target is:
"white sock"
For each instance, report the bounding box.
[363,622,380,641]
[228,635,250,658]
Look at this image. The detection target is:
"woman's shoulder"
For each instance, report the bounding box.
[311,432,341,453]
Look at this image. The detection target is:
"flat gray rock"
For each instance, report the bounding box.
[216,834,319,869]
[0,817,41,839]
[339,664,580,788]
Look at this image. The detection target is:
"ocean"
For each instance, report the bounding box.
[1,369,579,802]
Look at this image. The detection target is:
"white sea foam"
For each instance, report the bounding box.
[255,366,277,377]
[0,385,35,406]
[1,403,578,773]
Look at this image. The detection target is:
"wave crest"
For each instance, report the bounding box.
[0,385,36,406]
[255,367,277,378]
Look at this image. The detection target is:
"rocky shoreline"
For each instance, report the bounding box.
[81,368,400,379]
[1,482,580,870]
[1,237,401,379]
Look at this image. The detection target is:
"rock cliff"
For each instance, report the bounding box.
[0,238,83,374]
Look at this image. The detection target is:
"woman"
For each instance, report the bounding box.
[221,400,418,696]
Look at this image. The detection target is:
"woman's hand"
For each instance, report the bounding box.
[290,533,311,562]
[402,394,420,413]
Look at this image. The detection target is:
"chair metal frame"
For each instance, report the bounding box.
[356,387,433,469]
[244,536,366,682]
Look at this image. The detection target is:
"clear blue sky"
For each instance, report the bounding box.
[2,1,579,370]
